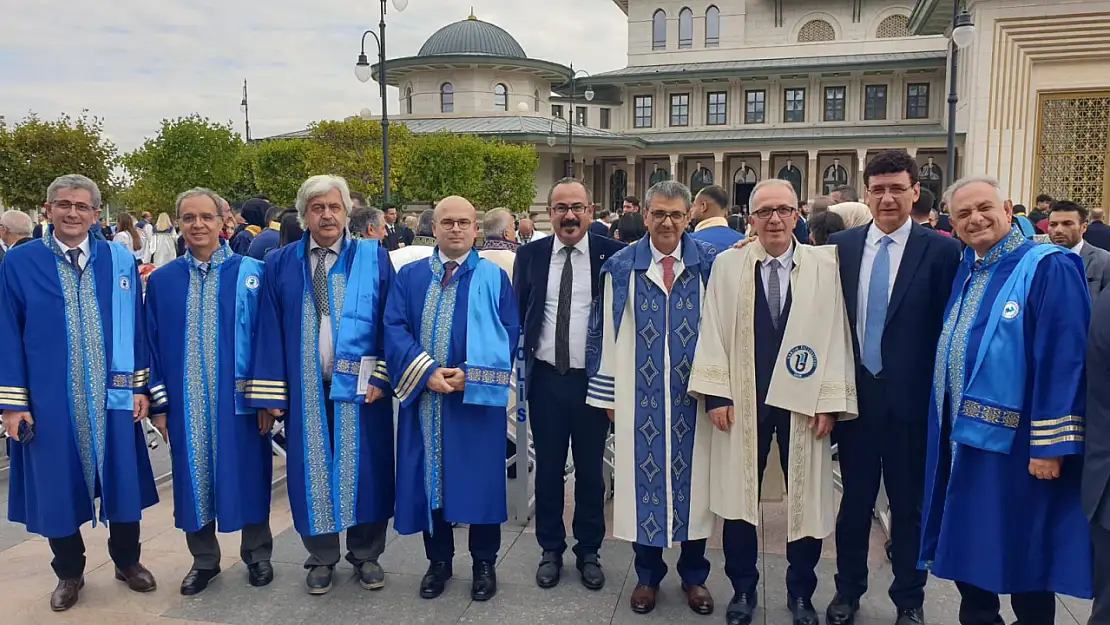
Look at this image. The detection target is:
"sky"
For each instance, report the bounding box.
[0,0,629,152]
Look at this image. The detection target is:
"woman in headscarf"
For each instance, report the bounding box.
[149,212,178,267]
[230,197,269,254]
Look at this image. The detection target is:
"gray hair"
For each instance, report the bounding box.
[295,175,353,226]
[644,180,693,211]
[417,209,435,236]
[174,187,226,218]
[46,174,102,209]
[942,175,1006,208]
[483,208,514,239]
[0,210,33,236]
[349,207,384,237]
[750,178,799,208]
[547,177,592,206]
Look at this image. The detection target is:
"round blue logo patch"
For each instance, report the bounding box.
[1001,300,1020,320]
[245,275,260,290]
[785,345,818,379]
[119,276,131,291]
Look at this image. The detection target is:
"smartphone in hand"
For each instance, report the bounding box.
[16,420,34,444]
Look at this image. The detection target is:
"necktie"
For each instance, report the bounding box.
[863,236,894,376]
[766,258,782,329]
[661,256,676,292]
[554,246,575,375]
[312,248,331,318]
[441,260,458,287]
[66,248,83,278]
[198,262,210,279]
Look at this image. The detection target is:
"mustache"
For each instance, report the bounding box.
[316,219,340,228]
[560,218,582,228]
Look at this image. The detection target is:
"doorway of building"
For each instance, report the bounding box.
[609,169,627,214]
[733,165,758,214]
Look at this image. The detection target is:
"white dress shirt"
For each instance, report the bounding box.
[537,236,592,369]
[759,244,795,315]
[438,249,471,266]
[856,218,913,351]
[310,236,344,381]
[54,234,91,270]
[1072,240,1085,254]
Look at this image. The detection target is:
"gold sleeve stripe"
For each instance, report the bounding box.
[1032,415,1082,427]
[1032,424,1084,437]
[245,394,288,402]
[0,394,29,404]
[398,353,434,399]
[151,391,168,402]
[1031,434,1084,446]
[149,384,166,394]
[0,386,29,397]
[247,380,287,388]
[372,371,390,382]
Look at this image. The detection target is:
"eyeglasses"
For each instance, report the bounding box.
[180,213,220,225]
[867,186,912,198]
[551,203,588,215]
[52,200,95,213]
[752,206,796,220]
[648,210,688,223]
[438,219,473,231]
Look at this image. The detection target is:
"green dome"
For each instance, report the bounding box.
[417,15,527,59]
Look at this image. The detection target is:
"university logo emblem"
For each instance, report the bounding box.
[786,345,817,379]
[1001,300,1020,319]
[119,276,131,291]
[245,275,260,290]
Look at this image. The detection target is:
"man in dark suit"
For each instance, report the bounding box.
[1047,200,1110,308]
[513,177,624,592]
[1086,209,1110,251]
[1085,287,1110,625]
[382,207,409,251]
[826,151,961,625]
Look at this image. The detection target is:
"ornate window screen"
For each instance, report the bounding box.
[877,14,910,38]
[798,19,835,42]
[1035,93,1110,212]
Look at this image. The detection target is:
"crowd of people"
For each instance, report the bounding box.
[1,148,1108,625]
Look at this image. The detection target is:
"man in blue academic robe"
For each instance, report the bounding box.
[921,176,1093,625]
[0,174,159,612]
[385,195,519,603]
[249,175,395,595]
[145,188,274,596]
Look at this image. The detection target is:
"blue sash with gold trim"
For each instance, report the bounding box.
[106,242,137,411]
[462,258,512,407]
[329,239,380,404]
[234,258,264,415]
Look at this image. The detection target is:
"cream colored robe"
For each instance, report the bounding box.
[688,242,857,541]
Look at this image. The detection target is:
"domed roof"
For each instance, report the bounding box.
[417,15,527,59]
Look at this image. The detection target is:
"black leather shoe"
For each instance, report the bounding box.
[471,560,497,601]
[305,565,333,595]
[895,607,925,625]
[420,561,452,599]
[248,561,274,587]
[726,592,756,625]
[180,567,221,596]
[577,553,605,591]
[826,594,860,625]
[115,563,157,592]
[535,551,562,589]
[50,577,83,612]
[789,596,819,625]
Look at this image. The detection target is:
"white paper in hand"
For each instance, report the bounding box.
[356,357,378,396]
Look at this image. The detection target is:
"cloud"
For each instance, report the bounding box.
[0,0,628,152]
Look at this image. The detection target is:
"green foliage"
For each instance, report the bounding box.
[247,139,312,207]
[0,111,119,210]
[119,114,244,214]
[474,140,539,212]
[400,132,538,212]
[305,119,414,203]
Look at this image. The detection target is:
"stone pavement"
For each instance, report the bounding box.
[0,453,1092,625]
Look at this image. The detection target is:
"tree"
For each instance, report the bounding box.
[247,139,312,207]
[474,140,539,212]
[305,118,414,204]
[0,111,119,210]
[398,132,486,205]
[120,115,244,214]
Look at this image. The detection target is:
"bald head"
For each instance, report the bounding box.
[433,195,479,258]
[1092,208,1106,223]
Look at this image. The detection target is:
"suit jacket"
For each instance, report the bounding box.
[383,224,409,251]
[1086,221,1110,252]
[1082,242,1110,307]
[513,232,625,375]
[829,221,962,422]
[1086,286,1110,528]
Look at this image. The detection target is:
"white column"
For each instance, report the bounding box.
[669,153,680,180]
[760,150,772,182]
[713,151,726,187]
[857,148,869,195]
[807,149,820,202]
[625,155,638,197]
[906,146,919,159]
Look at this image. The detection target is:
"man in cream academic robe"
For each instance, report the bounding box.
[586,180,718,616]
[689,179,857,625]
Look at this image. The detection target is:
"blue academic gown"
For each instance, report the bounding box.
[145,246,272,533]
[248,234,395,537]
[691,223,744,250]
[920,230,1093,598]
[0,237,158,538]
[384,250,519,535]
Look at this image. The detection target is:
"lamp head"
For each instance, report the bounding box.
[516,101,530,113]
[584,88,595,102]
[392,0,409,10]
[355,53,373,83]
[546,135,557,147]
[952,10,976,49]
[360,108,373,120]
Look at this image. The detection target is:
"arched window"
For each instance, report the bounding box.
[679,8,693,49]
[405,86,413,115]
[734,165,758,184]
[534,89,540,112]
[919,157,944,206]
[494,83,508,111]
[652,10,667,50]
[798,19,835,42]
[691,165,713,194]
[650,167,670,186]
[877,14,910,38]
[778,160,803,199]
[822,160,849,195]
[610,170,628,213]
[440,82,454,113]
[705,6,720,47]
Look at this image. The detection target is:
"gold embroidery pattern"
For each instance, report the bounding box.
[334,359,361,375]
[692,364,729,386]
[1037,95,1110,212]
[466,366,511,385]
[818,381,857,401]
[959,399,1021,429]
[788,414,806,538]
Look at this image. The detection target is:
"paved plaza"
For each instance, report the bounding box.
[0,450,1093,625]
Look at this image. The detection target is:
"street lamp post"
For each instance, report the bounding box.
[240,79,251,142]
[354,0,409,210]
[565,64,594,179]
[946,4,976,185]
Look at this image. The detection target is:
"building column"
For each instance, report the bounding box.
[807,149,820,202]
[760,150,771,183]
[581,156,595,195]
[906,146,918,159]
[713,151,726,188]
[856,148,869,195]
[669,153,680,181]
[626,155,638,198]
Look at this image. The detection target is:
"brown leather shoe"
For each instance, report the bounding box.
[50,577,84,612]
[630,584,658,614]
[115,563,157,592]
[682,583,715,615]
